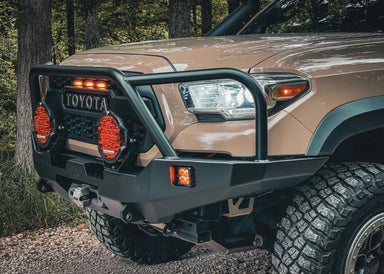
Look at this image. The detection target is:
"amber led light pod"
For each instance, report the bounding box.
[96,81,107,89]
[73,79,83,87]
[273,84,307,101]
[73,79,108,90]
[84,80,95,88]
[170,166,195,187]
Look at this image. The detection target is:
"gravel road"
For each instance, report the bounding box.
[0,224,272,273]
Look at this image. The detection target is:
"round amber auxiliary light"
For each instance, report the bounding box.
[98,115,125,160]
[33,105,53,144]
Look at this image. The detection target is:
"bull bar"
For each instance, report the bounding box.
[30,65,327,223]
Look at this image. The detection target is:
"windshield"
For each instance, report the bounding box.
[239,0,384,34]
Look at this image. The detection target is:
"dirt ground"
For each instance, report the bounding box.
[0,224,272,273]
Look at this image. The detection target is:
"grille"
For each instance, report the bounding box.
[48,75,164,154]
[64,113,98,144]
[51,76,72,89]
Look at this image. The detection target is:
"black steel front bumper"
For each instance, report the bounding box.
[34,145,327,223]
[30,65,328,223]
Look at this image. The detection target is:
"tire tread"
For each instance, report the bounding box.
[87,209,194,264]
[272,162,384,273]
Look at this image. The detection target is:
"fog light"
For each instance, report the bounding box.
[170,166,195,187]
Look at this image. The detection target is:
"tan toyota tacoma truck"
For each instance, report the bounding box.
[30,0,384,272]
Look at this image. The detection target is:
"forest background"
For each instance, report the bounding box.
[0,0,272,237]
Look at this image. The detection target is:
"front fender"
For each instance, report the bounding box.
[306,96,384,156]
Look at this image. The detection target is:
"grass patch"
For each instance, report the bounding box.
[0,158,85,237]
[0,107,16,157]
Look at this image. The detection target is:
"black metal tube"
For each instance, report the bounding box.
[125,68,268,160]
[29,65,268,160]
[29,70,42,110]
[111,74,178,158]
[30,65,178,158]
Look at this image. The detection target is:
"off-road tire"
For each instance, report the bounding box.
[272,162,384,273]
[87,209,194,264]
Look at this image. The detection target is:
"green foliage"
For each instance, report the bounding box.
[0,51,17,110]
[0,159,84,237]
[0,9,17,111]
[0,4,83,237]
[212,0,229,27]
[0,1,17,36]
[0,11,17,157]
[51,0,173,63]
[50,0,234,61]
[98,0,169,44]
[0,109,16,158]
[191,0,229,36]
[51,0,84,63]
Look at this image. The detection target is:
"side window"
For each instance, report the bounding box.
[266,0,346,33]
[342,0,384,32]
[243,0,384,34]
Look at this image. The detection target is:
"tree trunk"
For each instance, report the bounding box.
[168,0,191,38]
[201,0,212,34]
[15,0,52,165]
[85,4,99,50]
[67,0,75,56]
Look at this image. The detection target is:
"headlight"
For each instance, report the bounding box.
[180,80,256,120]
[179,73,309,121]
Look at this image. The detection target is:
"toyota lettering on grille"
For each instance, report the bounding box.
[64,92,108,112]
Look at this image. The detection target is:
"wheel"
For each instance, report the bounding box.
[272,162,384,273]
[86,209,194,264]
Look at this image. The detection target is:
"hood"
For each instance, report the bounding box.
[61,33,384,75]
[253,33,384,77]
